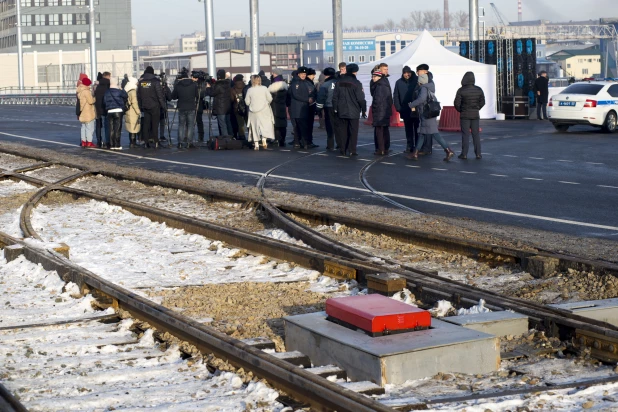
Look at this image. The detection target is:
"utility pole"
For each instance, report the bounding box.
[469,0,479,42]
[332,0,343,68]
[249,0,259,73]
[444,0,450,29]
[89,0,97,81]
[16,0,24,90]
[203,0,216,76]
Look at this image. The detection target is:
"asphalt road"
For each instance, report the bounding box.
[1,105,617,239]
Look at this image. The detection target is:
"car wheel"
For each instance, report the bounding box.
[553,124,569,133]
[602,111,617,133]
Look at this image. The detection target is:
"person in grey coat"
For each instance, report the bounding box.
[406,74,454,162]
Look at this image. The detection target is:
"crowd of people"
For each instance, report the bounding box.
[76,61,489,161]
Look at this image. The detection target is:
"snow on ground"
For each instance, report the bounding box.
[31,199,320,288]
[0,179,36,197]
[24,165,80,183]
[0,207,24,238]
[0,153,36,171]
[256,228,310,247]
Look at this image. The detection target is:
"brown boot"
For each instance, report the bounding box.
[443,148,454,162]
[406,150,419,161]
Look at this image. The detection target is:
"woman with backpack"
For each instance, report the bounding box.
[244,75,275,150]
[406,74,454,162]
[102,78,128,150]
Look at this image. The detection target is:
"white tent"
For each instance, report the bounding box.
[358,30,497,119]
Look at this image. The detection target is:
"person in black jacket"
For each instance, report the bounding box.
[206,69,233,136]
[268,69,289,147]
[121,74,129,90]
[370,71,393,156]
[137,66,166,148]
[94,72,111,148]
[416,64,434,155]
[102,78,128,150]
[289,66,317,149]
[534,71,549,121]
[191,72,208,142]
[454,71,486,159]
[333,64,366,156]
[393,66,419,152]
[305,68,318,148]
[316,67,338,150]
[258,70,271,88]
[158,73,172,143]
[172,72,199,148]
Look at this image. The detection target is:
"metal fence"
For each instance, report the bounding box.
[0,87,76,105]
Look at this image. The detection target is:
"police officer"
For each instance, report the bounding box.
[333,64,366,156]
[137,66,166,148]
[289,67,318,149]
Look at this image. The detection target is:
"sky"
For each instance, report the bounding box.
[131,0,616,45]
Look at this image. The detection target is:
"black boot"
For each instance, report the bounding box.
[129,134,136,148]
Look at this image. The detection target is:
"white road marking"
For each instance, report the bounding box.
[523,177,543,181]
[381,162,395,165]
[529,157,544,160]
[336,156,348,159]
[598,185,618,189]
[557,160,574,163]
[358,159,372,162]
[586,162,604,165]
[317,153,329,156]
[406,165,421,168]
[460,171,477,174]
[490,174,507,177]
[432,168,447,171]
[503,155,517,157]
[4,130,618,231]
[298,151,309,154]
[559,181,580,185]
[280,150,291,152]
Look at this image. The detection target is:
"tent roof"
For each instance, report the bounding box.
[361,30,493,70]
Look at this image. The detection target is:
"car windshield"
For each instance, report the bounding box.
[561,84,604,95]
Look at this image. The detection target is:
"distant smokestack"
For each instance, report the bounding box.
[518,0,522,22]
[444,0,450,28]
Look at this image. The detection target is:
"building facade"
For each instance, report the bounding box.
[174,31,205,53]
[548,49,602,79]
[0,0,132,53]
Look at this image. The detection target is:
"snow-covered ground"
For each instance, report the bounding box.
[0,253,286,411]
[24,165,80,183]
[0,153,36,171]
[0,179,35,197]
[0,180,37,238]
[31,199,320,289]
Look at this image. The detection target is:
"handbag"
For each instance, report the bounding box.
[423,91,441,119]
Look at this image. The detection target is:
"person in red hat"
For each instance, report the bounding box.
[77,77,97,147]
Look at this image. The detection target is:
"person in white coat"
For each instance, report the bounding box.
[244,75,275,150]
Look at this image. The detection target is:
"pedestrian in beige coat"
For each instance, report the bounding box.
[124,76,141,148]
[244,75,274,150]
[77,77,96,147]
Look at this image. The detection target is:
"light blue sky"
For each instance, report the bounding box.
[132,0,615,44]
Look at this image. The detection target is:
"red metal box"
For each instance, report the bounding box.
[326,295,431,336]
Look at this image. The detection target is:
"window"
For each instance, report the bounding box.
[562,83,603,95]
[34,15,45,26]
[400,41,406,49]
[62,32,74,44]
[22,33,33,44]
[369,55,375,62]
[21,0,30,7]
[49,33,60,44]
[315,57,319,64]
[358,55,365,62]
[21,15,31,26]
[48,0,59,5]
[76,13,88,25]
[62,14,73,25]
[307,57,311,64]
[328,55,334,63]
[306,42,310,50]
[537,51,542,57]
[390,41,396,54]
[76,32,88,43]
[582,68,589,75]
[537,39,542,44]
[33,0,44,5]
[35,33,47,44]
[380,41,385,58]
[38,65,60,83]
[315,42,318,50]
[348,55,354,62]
[567,63,571,68]
[440,40,445,46]
[608,85,618,98]
[49,14,60,26]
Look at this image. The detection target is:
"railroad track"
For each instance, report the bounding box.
[2,148,618,410]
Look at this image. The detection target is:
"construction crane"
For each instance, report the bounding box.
[490,2,510,27]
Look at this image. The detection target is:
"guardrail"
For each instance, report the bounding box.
[0,93,76,106]
[0,86,76,95]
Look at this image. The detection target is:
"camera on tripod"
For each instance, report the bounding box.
[191,70,212,83]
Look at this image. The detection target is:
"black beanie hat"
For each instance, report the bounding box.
[216,69,226,80]
[346,63,359,74]
[297,66,308,74]
[323,67,336,77]
[402,66,413,74]
[416,63,429,71]
[307,68,316,76]
[145,66,155,75]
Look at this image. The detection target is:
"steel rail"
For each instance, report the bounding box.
[0,383,28,412]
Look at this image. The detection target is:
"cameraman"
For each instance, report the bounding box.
[172,71,199,148]
[206,69,233,137]
[158,72,173,143]
[191,71,208,142]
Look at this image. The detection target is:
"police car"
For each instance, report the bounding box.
[548,82,618,133]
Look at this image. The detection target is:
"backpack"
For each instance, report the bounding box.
[236,93,247,116]
[423,90,441,119]
[208,136,245,150]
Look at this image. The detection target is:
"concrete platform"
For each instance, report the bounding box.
[550,299,618,327]
[441,311,529,337]
[284,311,500,386]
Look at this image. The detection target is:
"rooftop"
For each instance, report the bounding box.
[551,49,601,57]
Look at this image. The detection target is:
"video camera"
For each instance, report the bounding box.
[191,70,212,83]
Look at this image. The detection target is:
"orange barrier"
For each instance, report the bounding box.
[363,105,405,127]
[438,106,461,132]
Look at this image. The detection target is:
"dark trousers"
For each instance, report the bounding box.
[216,114,233,136]
[293,118,310,146]
[96,115,109,145]
[159,108,167,138]
[336,118,360,154]
[404,117,420,151]
[196,110,204,140]
[461,118,481,156]
[234,112,246,139]
[374,126,390,153]
[107,112,123,148]
[325,108,337,149]
[142,108,160,143]
[291,118,298,138]
[307,107,315,144]
[178,110,196,146]
[537,102,548,120]
[275,126,286,145]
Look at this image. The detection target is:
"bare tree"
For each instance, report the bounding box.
[451,10,469,28]
[357,25,371,31]
[423,10,442,29]
[397,17,411,30]
[409,11,425,29]
[384,18,396,30]
[372,23,386,31]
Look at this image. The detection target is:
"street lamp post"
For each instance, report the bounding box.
[203,0,216,76]
[16,0,24,90]
[249,0,259,74]
[332,0,343,68]
[89,0,97,80]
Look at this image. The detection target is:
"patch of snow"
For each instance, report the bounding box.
[30,200,320,288]
[457,299,491,316]
[308,276,367,296]
[0,180,36,197]
[429,300,455,318]
[0,207,24,238]
[391,288,417,306]
[256,228,309,247]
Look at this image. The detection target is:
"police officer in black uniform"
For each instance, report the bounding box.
[137,66,166,148]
